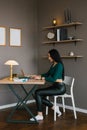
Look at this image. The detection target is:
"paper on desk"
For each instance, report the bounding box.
[13,77,29,82]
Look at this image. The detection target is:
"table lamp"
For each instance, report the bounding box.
[5,60,19,81]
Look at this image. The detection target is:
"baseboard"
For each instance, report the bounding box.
[0,100,87,114]
[0,100,35,110]
[57,103,87,114]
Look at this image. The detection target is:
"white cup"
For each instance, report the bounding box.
[69,52,74,56]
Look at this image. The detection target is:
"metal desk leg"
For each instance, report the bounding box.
[7,84,38,124]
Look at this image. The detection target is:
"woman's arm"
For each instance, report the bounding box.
[32,66,52,80]
[44,63,63,82]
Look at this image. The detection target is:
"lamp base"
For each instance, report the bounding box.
[9,77,13,81]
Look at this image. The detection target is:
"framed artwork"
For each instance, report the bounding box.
[10,28,21,46]
[0,27,6,46]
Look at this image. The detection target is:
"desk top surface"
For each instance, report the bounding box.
[0,77,45,85]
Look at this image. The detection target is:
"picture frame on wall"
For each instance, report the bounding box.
[0,27,6,46]
[10,28,21,46]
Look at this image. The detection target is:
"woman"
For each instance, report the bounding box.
[30,49,66,121]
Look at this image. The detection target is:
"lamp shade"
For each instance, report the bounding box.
[5,60,19,65]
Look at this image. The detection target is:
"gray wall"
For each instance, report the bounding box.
[0,0,87,111]
[0,0,38,105]
[38,0,87,110]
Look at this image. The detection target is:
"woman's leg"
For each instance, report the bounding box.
[30,83,66,121]
[35,85,61,112]
[30,87,53,121]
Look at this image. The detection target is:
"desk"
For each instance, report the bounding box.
[0,77,45,124]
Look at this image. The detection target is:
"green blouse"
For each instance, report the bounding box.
[41,62,64,83]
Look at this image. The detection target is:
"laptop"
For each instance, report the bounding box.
[21,69,25,76]
[18,69,30,79]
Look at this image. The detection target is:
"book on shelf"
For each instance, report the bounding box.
[56,28,68,41]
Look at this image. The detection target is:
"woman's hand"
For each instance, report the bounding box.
[30,75,45,80]
[31,75,41,80]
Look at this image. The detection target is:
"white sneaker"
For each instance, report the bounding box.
[53,106,62,117]
[30,115,43,121]
[57,111,62,117]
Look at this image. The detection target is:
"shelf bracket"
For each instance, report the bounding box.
[74,25,77,30]
[74,41,77,46]
[53,43,56,47]
[75,57,77,61]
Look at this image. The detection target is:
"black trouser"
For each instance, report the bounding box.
[35,82,66,112]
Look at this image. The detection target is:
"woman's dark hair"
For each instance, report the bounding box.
[48,49,65,80]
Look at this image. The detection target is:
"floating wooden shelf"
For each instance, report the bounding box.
[61,55,83,58]
[42,21,83,61]
[43,55,83,61]
[42,39,83,45]
[43,22,82,30]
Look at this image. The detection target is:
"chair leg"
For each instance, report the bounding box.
[46,96,49,115]
[71,95,77,119]
[62,97,65,112]
[54,97,57,121]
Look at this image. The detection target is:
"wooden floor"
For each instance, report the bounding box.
[0,103,87,130]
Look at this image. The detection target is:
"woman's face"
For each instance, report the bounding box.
[48,53,54,62]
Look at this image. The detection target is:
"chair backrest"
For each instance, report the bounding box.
[63,76,75,94]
